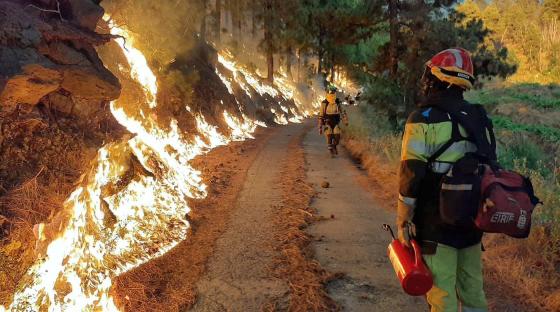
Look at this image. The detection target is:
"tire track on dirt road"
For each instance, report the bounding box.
[191,123,309,311]
[190,121,425,311]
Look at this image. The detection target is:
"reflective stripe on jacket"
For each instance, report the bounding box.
[400,108,477,199]
[398,90,485,249]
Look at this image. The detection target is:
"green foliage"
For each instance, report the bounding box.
[362,0,517,114]
[290,1,386,73]
[492,116,560,143]
[358,76,404,128]
[506,93,560,110]
[458,0,560,84]
[497,134,549,175]
[466,84,560,110]
[344,105,402,163]
[339,33,389,68]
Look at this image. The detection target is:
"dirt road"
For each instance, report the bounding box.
[304,126,423,311]
[191,124,304,311]
[189,121,424,311]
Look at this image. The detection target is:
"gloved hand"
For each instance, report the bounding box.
[396,199,416,248]
[397,222,416,248]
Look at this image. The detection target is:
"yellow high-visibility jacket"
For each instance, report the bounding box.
[319,98,347,128]
[398,90,495,249]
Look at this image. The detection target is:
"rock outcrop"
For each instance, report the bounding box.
[0,1,124,304]
[0,0,120,117]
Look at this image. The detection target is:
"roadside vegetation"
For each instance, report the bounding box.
[343,82,560,311]
[345,83,560,185]
[333,1,560,310]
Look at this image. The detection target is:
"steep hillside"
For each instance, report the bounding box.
[1,1,317,310]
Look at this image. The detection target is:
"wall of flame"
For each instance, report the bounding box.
[2,17,320,312]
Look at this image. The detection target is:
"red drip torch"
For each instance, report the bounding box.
[382,224,433,296]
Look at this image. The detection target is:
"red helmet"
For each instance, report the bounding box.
[426,48,475,89]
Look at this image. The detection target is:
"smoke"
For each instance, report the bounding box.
[101,0,205,68]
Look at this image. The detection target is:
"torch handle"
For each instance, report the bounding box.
[411,240,423,267]
[382,224,396,240]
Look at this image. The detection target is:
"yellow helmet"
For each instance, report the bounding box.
[326,93,336,104]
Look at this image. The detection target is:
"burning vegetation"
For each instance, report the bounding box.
[1,0,319,311]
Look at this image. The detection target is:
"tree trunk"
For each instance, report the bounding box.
[252,0,258,38]
[200,0,207,40]
[232,0,240,41]
[215,0,221,42]
[286,46,293,79]
[317,51,322,75]
[264,0,274,82]
[388,0,399,78]
[330,53,335,82]
[225,0,231,32]
[317,29,325,75]
[236,0,242,40]
[267,52,274,82]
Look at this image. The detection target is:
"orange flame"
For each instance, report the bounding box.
[3,18,317,312]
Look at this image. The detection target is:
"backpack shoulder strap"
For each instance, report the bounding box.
[427,111,463,163]
[471,103,497,161]
[428,101,497,164]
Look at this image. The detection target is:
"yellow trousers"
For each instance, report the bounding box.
[324,124,341,147]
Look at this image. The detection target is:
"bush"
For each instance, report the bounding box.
[359,76,404,124]
[497,133,550,176]
[346,99,559,237]
[344,104,401,163]
[492,116,560,144]
[466,83,560,111]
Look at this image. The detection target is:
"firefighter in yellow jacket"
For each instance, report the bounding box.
[318,85,348,156]
[398,48,495,312]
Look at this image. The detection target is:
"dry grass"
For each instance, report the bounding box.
[270,131,339,312]
[343,138,399,206]
[0,116,99,306]
[0,167,72,305]
[112,130,271,311]
[343,126,560,312]
[483,228,560,312]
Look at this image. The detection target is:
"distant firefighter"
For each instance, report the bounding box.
[318,85,348,157]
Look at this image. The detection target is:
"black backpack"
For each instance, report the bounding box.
[427,101,497,165]
[425,100,540,237]
[427,101,498,228]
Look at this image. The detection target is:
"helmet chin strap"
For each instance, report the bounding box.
[422,66,457,96]
[421,67,434,96]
